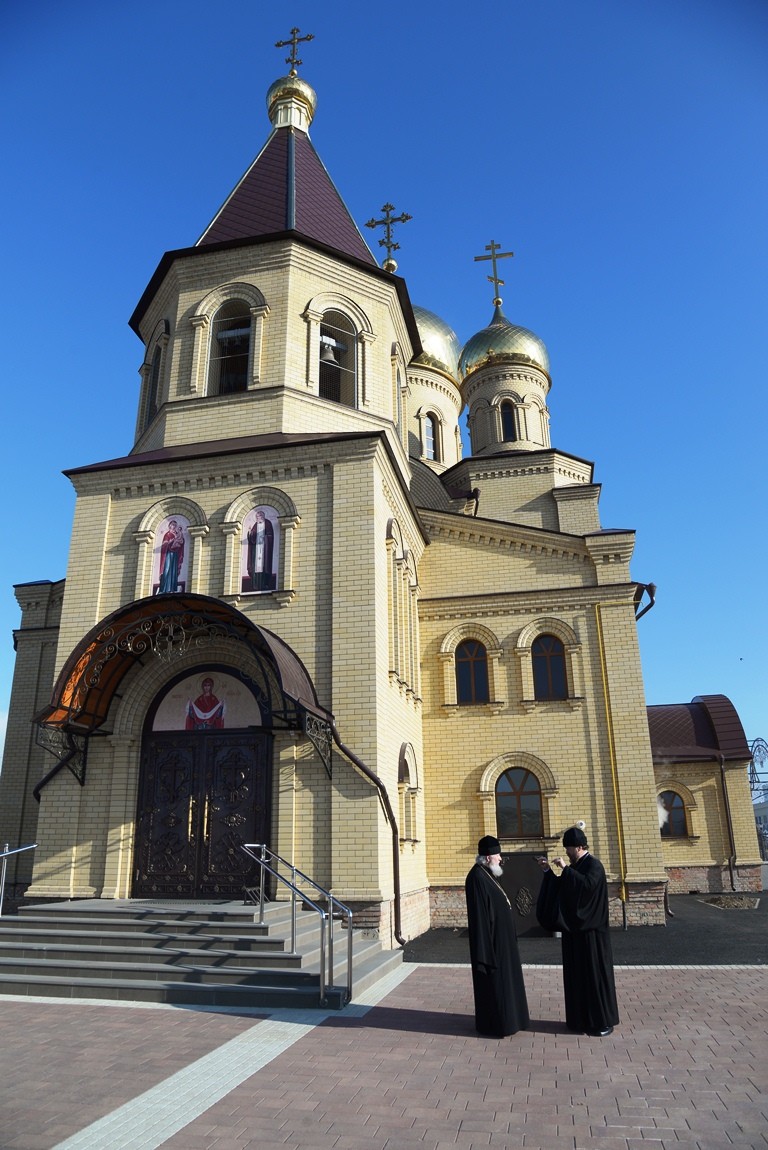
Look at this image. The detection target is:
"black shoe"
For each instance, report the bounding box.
[588,1026,614,1037]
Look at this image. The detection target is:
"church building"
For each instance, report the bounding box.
[0,40,760,939]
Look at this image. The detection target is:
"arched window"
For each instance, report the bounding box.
[424,414,439,461]
[532,634,568,700]
[456,639,489,704]
[210,300,251,395]
[146,344,162,426]
[153,515,190,594]
[501,401,516,442]
[659,790,687,837]
[495,768,543,838]
[398,745,419,843]
[395,367,403,430]
[319,310,357,406]
[240,505,279,594]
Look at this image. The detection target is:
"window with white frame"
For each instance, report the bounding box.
[424,413,439,461]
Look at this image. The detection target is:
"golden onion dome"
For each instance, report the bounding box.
[458,304,550,380]
[266,73,317,129]
[411,305,461,380]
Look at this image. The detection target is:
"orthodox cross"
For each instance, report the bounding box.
[474,240,514,306]
[365,203,412,272]
[275,27,314,76]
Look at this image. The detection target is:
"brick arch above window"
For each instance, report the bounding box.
[490,390,523,408]
[479,751,558,795]
[386,517,405,558]
[440,621,501,656]
[225,487,298,524]
[516,617,578,649]
[194,281,268,318]
[303,291,373,335]
[137,497,208,535]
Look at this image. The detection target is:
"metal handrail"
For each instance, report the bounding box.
[241,843,354,1005]
[0,843,37,918]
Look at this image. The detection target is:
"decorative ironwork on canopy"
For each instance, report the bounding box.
[35,594,332,746]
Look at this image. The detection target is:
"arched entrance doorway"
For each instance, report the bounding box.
[34,594,335,901]
[134,667,273,898]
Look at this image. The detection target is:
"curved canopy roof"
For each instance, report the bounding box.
[647,694,750,763]
[36,593,331,735]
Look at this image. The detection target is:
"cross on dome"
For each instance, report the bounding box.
[275,26,314,76]
[365,203,413,272]
[474,240,514,306]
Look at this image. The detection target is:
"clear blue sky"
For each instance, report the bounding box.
[1,0,766,758]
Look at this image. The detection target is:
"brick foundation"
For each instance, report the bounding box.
[665,864,762,895]
[429,881,670,930]
[343,886,431,949]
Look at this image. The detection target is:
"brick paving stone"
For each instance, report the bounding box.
[0,1000,258,1149]
[0,965,765,1150]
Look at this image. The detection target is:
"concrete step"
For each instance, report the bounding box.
[0,940,303,969]
[0,931,382,972]
[0,971,347,1010]
[0,954,323,985]
[0,925,291,952]
[0,898,402,1008]
[14,912,284,938]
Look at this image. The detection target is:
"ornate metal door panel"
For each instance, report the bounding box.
[200,736,270,897]
[134,737,198,896]
[134,732,271,898]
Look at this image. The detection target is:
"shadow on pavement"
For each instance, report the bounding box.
[404,892,767,966]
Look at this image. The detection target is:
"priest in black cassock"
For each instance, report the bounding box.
[464,835,530,1037]
[536,826,619,1037]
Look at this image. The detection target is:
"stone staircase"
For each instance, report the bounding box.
[0,899,403,1009]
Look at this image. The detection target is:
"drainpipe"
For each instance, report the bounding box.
[594,603,629,929]
[634,582,657,622]
[329,721,406,947]
[718,753,737,891]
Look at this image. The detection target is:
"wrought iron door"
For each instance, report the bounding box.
[134,732,272,898]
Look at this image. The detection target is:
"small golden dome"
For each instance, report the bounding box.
[412,305,461,380]
[459,304,549,380]
[266,74,317,128]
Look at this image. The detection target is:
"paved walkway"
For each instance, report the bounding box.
[1,959,766,1150]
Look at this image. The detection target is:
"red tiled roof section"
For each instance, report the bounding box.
[198,129,375,265]
[647,694,750,763]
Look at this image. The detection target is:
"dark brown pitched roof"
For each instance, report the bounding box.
[197,128,375,264]
[647,694,750,763]
[64,431,375,476]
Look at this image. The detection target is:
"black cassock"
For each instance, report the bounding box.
[538,854,619,1033]
[464,864,529,1036]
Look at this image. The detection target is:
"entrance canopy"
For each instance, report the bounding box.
[36,593,332,736]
